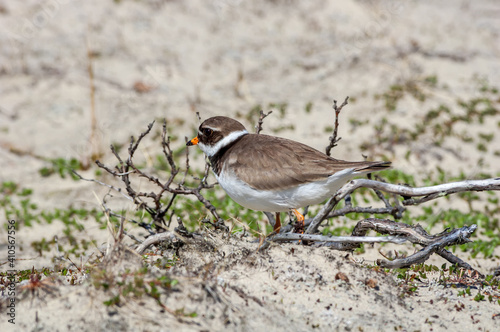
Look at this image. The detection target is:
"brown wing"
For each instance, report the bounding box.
[224,134,390,191]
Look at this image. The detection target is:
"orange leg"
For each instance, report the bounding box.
[273,212,281,233]
[292,209,305,234]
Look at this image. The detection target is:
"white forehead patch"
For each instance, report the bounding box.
[198,130,248,157]
[199,125,218,135]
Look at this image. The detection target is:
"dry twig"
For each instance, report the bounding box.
[325,96,349,156]
[255,110,272,134]
[80,120,225,237]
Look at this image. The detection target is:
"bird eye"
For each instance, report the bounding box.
[202,128,213,136]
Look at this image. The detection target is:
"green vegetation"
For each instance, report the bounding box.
[39,157,82,180]
[360,76,500,162]
[1,180,105,258]
[1,75,499,308]
[93,266,183,310]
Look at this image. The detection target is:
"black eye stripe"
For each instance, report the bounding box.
[201,128,213,136]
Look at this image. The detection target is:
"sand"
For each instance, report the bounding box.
[1,0,500,331]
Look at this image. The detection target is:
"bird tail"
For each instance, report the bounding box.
[354,161,392,173]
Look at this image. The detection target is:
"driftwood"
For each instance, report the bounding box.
[76,101,500,274]
[306,178,500,234]
[262,177,498,274]
[136,232,177,255]
[262,214,481,272]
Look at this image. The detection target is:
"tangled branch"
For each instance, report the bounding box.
[78,99,499,274]
[76,120,226,236]
[264,219,478,271]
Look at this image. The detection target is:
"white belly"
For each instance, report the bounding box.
[215,168,357,212]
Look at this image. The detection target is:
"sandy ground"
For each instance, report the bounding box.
[1,0,500,331]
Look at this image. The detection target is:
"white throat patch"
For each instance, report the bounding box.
[198,130,248,157]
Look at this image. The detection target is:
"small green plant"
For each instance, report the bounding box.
[304,101,313,113]
[93,267,180,309]
[39,157,82,180]
[395,268,421,296]
[152,255,180,269]
[457,288,470,297]
[357,77,499,166]
[1,182,38,228]
[374,76,435,112]
[103,294,121,306]
[474,292,485,302]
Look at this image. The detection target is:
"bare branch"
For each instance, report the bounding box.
[179,136,191,187]
[338,178,500,202]
[376,225,477,269]
[267,233,408,244]
[161,119,178,175]
[265,217,480,272]
[95,159,121,177]
[351,218,438,245]
[128,121,154,158]
[100,193,156,235]
[306,177,500,234]
[136,232,178,254]
[71,170,133,202]
[437,248,478,272]
[255,110,272,134]
[305,196,340,234]
[84,121,225,234]
[350,219,480,273]
[325,205,404,219]
[325,96,349,156]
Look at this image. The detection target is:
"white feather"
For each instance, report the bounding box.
[216,167,359,212]
[198,130,248,157]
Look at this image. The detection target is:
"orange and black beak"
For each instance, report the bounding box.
[186,136,199,146]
